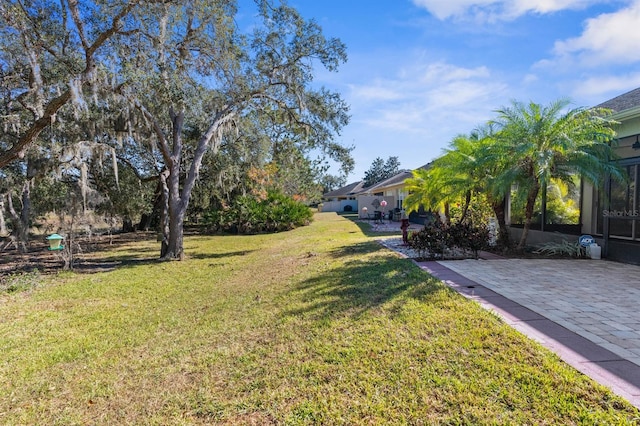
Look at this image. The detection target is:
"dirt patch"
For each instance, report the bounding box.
[0,231,158,275]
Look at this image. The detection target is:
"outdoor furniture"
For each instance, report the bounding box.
[361,207,369,220]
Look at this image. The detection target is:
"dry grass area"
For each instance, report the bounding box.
[0,213,638,424]
[0,231,157,275]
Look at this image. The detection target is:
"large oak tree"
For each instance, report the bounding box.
[112,0,351,259]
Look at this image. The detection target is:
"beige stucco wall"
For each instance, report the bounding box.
[357,195,396,218]
[369,183,407,210]
[611,109,640,158]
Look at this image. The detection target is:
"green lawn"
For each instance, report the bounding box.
[1,212,638,424]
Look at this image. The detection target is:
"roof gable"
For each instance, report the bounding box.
[597,87,640,113]
[323,181,364,198]
[359,170,413,193]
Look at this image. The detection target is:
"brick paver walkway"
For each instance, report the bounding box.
[412,258,640,408]
[439,259,640,366]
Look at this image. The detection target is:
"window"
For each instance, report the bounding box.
[398,190,407,210]
[597,163,640,239]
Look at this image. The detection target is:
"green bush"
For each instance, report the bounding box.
[407,216,450,259]
[449,222,489,259]
[204,191,313,234]
[407,217,489,260]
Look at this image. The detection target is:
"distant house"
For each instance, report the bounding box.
[319,164,432,219]
[355,164,434,221]
[356,171,412,209]
[354,170,412,219]
[320,181,365,213]
[321,164,432,219]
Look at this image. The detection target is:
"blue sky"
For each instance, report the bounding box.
[241,0,640,182]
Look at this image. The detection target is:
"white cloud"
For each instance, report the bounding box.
[572,72,640,98]
[551,1,640,67]
[350,83,403,101]
[347,61,506,134]
[342,62,509,173]
[415,63,491,84]
[412,0,600,21]
[509,0,595,16]
[411,0,496,20]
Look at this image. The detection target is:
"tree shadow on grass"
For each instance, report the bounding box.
[0,231,161,275]
[283,254,445,321]
[75,249,258,273]
[189,250,256,260]
[0,234,258,275]
[328,241,382,258]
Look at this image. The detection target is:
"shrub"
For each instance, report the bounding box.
[533,240,585,258]
[204,190,313,234]
[407,216,450,259]
[449,222,489,259]
[407,217,489,260]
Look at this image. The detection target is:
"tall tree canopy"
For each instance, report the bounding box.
[0,0,138,169]
[363,156,400,187]
[1,0,353,259]
[115,0,351,259]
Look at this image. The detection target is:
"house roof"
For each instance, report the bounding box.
[363,170,413,192]
[597,87,640,113]
[322,180,365,198]
[357,163,432,194]
[324,163,433,198]
[365,170,413,190]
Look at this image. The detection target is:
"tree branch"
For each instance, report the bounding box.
[0,1,138,169]
[67,0,90,52]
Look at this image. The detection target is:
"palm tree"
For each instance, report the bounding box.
[404,134,479,225]
[403,164,448,223]
[404,127,512,247]
[472,125,513,247]
[491,98,623,250]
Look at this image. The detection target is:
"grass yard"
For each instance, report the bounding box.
[1,212,639,424]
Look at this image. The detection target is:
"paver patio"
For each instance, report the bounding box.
[414,258,640,409]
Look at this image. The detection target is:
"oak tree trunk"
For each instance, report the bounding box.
[0,197,7,235]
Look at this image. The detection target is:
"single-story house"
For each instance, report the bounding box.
[320,181,365,213]
[517,87,640,264]
[321,164,432,219]
[585,87,640,264]
[354,170,412,218]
